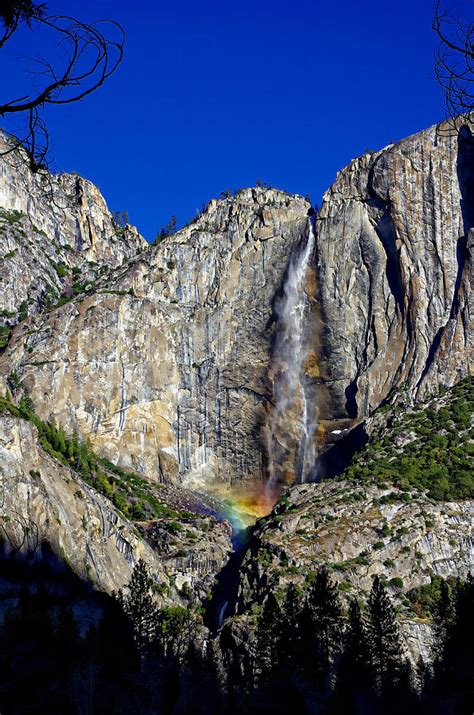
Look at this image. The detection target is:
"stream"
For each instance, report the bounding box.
[204,523,253,633]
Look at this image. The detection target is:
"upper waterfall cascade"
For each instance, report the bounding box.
[265,218,317,489]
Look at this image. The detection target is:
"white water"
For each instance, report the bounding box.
[217,600,229,628]
[266,218,317,490]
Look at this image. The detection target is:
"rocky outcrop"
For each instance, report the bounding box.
[1,187,310,486]
[0,133,146,327]
[237,376,473,606]
[232,478,472,662]
[305,120,472,466]
[237,480,473,609]
[0,412,232,599]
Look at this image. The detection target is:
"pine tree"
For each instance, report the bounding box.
[78,440,91,475]
[331,599,376,713]
[366,576,405,697]
[117,559,158,660]
[428,576,474,713]
[166,214,177,235]
[254,592,282,686]
[301,568,344,685]
[66,435,75,463]
[56,425,67,455]
[47,417,59,451]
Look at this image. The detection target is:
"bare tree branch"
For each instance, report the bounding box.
[0,3,124,171]
[433,0,474,131]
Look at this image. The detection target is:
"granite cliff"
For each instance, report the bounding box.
[0,134,147,330]
[1,120,471,493]
[0,120,472,664]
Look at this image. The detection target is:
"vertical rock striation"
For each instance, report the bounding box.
[1,186,310,485]
[304,120,472,467]
[1,120,471,489]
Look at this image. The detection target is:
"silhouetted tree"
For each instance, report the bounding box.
[433,1,473,127]
[116,559,158,659]
[166,214,177,235]
[300,567,344,697]
[426,576,474,713]
[366,577,405,699]
[331,599,376,714]
[0,1,124,171]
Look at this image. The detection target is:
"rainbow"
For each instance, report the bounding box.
[207,478,281,530]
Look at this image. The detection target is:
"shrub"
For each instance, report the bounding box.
[0,325,11,348]
[53,262,68,278]
[389,577,404,588]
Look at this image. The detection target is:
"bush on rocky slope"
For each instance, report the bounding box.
[342,377,473,500]
[0,390,193,523]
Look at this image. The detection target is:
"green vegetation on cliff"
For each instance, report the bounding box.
[0,390,189,523]
[343,377,473,500]
[404,574,462,619]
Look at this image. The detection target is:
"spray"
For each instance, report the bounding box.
[265,218,317,492]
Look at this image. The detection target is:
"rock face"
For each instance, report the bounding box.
[1,121,471,488]
[0,119,472,675]
[237,480,473,610]
[1,186,310,486]
[0,133,147,326]
[0,412,232,599]
[234,478,472,663]
[304,120,473,470]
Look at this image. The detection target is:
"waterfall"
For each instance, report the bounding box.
[265,218,317,491]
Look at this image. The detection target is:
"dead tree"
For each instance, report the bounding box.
[433,0,474,130]
[0,1,124,172]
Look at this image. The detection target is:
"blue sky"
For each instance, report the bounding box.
[1,0,470,240]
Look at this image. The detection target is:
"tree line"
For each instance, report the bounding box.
[0,545,471,714]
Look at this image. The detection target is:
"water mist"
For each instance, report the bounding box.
[265,218,317,493]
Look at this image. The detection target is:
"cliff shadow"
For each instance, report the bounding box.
[312,421,369,481]
[457,124,474,235]
[203,525,253,634]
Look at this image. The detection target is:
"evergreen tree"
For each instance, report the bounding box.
[47,417,59,452]
[66,434,75,463]
[117,559,158,660]
[254,593,282,686]
[166,214,177,235]
[331,599,376,714]
[176,640,223,715]
[299,567,344,695]
[366,576,405,698]
[56,425,67,455]
[262,583,308,715]
[427,576,474,713]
